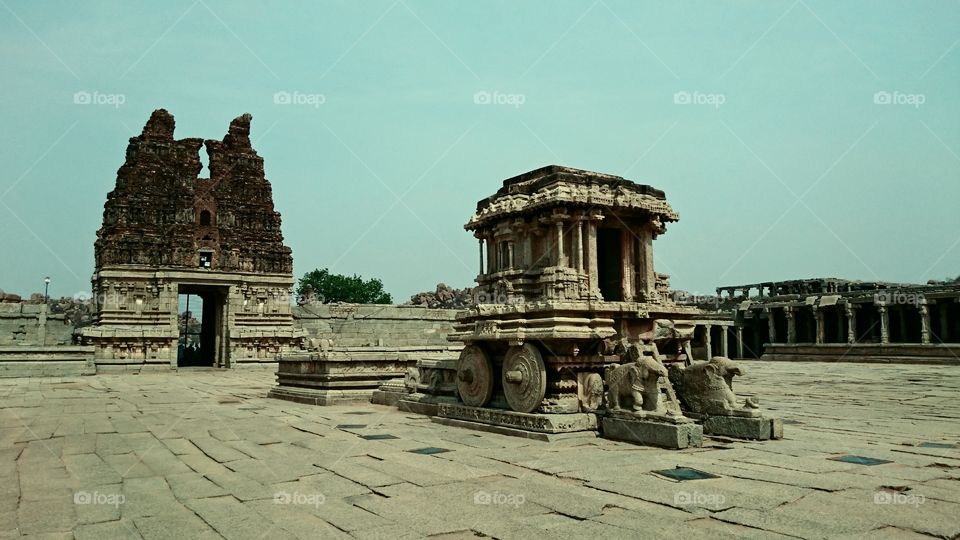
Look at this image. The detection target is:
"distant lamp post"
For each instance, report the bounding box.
[44,276,50,303]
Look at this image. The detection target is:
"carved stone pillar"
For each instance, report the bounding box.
[485,233,495,274]
[621,227,633,301]
[574,218,584,273]
[704,324,713,361]
[845,303,857,344]
[814,308,824,345]
[878,304,889,344]
[586,219,600,297]
[507,241,515,270]
[523,234,533,269]
[785,307,797,344]
[920,302,931,345]
[478,238,484,276]
[720,326,729,357]
[636,224,654,300]
[766,309,777,344]
[555,220,565,267]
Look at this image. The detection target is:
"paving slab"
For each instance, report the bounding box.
[0,363,957,538]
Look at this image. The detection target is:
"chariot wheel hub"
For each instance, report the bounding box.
[456,345,494,407]
[502,343,547,413]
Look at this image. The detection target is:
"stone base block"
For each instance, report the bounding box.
[601,416,703,449]
[436,403,598,434]
[371,389,408,407]
[397,394,459,416]
[432,417,597,442]
[703,415,783,440]
[267,386,374,406]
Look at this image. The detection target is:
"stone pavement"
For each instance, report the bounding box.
[1,362,958,540]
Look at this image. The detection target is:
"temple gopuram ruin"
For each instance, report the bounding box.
[79,109,302,371]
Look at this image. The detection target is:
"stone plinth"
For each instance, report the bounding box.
[761,343,960,365]
[601,415,703,449]
[435,403,597,434]
[270,346,460,406]
[703,415,783,440]
[370,378,408,407]
[270,348,406,405]
[0,346,95,377]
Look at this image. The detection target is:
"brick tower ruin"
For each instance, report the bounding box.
[80,109,302,371]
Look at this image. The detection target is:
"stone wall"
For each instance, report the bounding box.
[293,304,459,348]
[0,304,74,346]
[0,303,460,376]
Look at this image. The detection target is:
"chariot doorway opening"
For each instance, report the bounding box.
[597,228,623,301]
[177,285,229,367]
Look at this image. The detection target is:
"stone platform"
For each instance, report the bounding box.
[762,343,960,365]
[601,415,703,449]
[2,361,959,539]
[702,415,783,440]
[271,346,459,406]
[436,403,598,433]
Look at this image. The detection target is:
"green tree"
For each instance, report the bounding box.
[297,268,393,304]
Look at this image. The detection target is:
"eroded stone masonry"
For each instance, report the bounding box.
[80,109,301,371]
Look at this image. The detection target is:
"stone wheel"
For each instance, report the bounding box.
[456,345,494,407]
[502,343,547,413]
[581,373,604,412]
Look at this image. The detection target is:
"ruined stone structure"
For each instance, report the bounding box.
[415,165,779,447]
[80,109,301,371]
[723,278,960,364]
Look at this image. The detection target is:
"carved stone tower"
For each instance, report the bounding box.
[81,109,302,371]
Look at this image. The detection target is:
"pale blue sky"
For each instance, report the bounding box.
[1,0,958,301]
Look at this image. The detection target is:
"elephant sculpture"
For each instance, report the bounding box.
[668,356,759,416]
[605,343,669,414]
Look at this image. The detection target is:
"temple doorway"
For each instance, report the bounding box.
[177,285,228,367]
[597,228,623,301]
